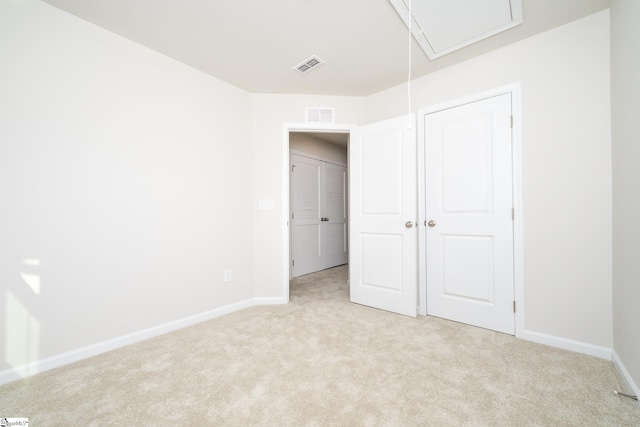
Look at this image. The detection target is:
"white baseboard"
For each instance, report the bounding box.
[612,350,640,401]
[254,297,287,305]
[0,297,286,386]
[523,330,612,360]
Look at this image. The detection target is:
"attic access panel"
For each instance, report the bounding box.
[390,0,523,59]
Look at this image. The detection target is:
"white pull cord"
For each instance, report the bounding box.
[407,0,412,129]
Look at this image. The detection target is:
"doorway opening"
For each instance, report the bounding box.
[282,124,355,302]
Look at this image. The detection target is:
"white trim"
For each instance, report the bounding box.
[282,122,356,296]
[417,111,427,316]
[416,83,524,338]
[524,330,612,360]
[510,85,525,339]
[0,297,285,386]
[612,350,640,400]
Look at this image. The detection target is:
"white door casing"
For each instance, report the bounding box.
[282,124,356,302]
[424,93,515,334]
[349,115,418,317]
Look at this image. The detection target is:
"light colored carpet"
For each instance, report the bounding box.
[1,265,639,426]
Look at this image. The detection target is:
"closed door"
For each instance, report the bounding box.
[424,93,515,334]
[324,162,348,268]
[291,154,347,277]
[349,115,417,317]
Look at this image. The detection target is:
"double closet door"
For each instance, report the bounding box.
[291,154,348,278]
[349,91,516,335]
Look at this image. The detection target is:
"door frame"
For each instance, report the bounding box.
[417,83,524,338]
[282,122,356,302]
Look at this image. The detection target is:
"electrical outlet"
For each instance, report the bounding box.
[223,269,232,283]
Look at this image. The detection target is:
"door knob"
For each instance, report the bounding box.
[427,220,436,227]
[405,221,415,228]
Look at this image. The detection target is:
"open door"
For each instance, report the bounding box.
[349,115,417,317]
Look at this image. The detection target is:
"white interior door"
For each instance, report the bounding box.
[291,155,348,277]
[324,162,348,268]
[350,115,417,317]
[291,155,323,277]
[425,93,515,334]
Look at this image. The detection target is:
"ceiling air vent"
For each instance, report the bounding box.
[293,55,325,74]
[306,107,334,124]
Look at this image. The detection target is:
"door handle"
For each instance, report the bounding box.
[321,217,329,221]
[405,221,415,228]
[427,220,436,227]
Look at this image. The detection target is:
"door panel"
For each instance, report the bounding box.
[425,93,514,334]
[442,114,493,213]
[442,235,494,302]
[362,130,403,214]
[361,233,403,291]
[350,115,417,317]
[291,156,323,277]
[324,163,348,268]
[325,223,347,267]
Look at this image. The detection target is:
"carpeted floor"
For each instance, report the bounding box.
[1,264,639,425]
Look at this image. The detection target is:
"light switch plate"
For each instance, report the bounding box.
[258,198,275,211]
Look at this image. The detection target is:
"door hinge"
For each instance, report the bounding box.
[513,301,516,313]
[292,212,295,219]
[292,260,295,266]
[510,115,513,128]
[512,208,515,220]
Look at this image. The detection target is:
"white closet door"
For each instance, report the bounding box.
[324,162,348,268]
[425,93,515,334]
[291,155,323,277]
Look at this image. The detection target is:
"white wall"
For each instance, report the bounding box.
[611,0,640,391]
[290,133,348,165]
[365,11,613,349]
[252,95,365,298]
[0,0,254,375]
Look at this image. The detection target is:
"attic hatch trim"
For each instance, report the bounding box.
[293,55,326,74]
[389,0,523,60]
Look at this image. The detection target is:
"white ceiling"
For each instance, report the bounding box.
[42,0,611,96]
